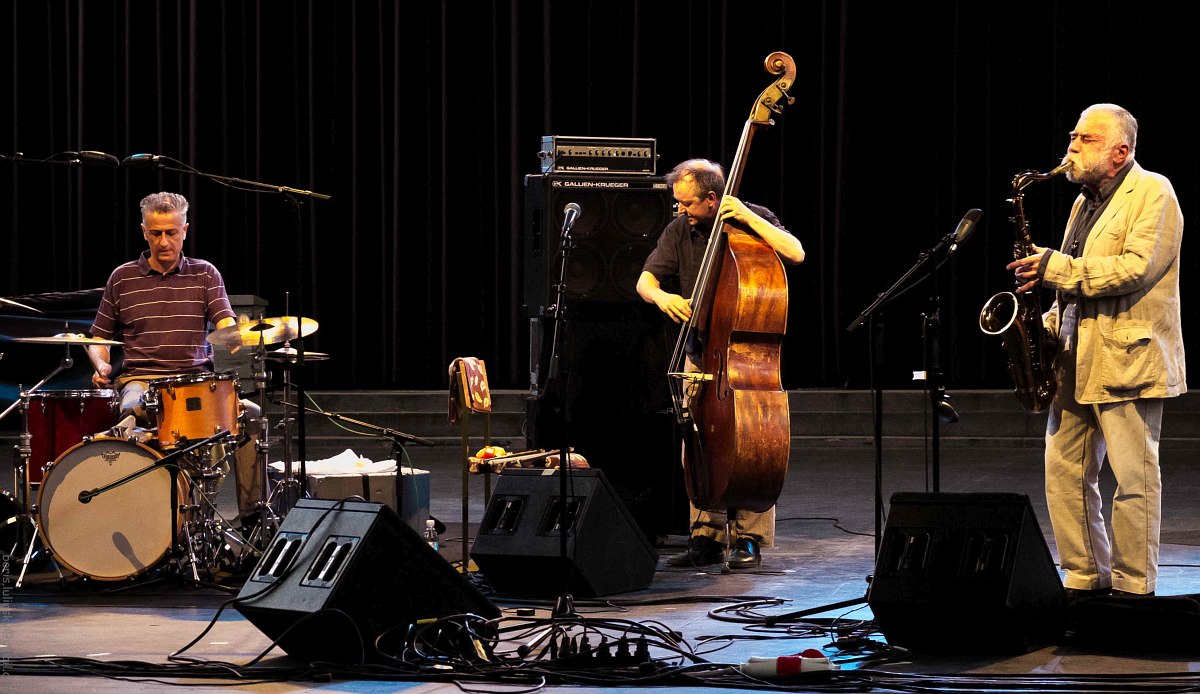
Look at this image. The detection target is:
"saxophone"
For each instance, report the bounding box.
[979,162,1069,413]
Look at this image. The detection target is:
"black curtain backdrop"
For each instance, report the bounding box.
[3,1,1197,393]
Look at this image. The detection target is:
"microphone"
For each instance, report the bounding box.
[74,150,120,167]
[949,207,982,253]
[79,488,96,504]
[562,202,581,234]
[120,153,162,168]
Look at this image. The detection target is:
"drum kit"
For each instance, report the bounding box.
[0,316,324,589]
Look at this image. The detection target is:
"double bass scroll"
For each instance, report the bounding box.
[669,52,796,514]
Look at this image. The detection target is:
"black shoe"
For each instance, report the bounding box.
[667,536,724,567]
[726,537,761,569]
[1110,589,1155,597]
[1065,587,1111,602]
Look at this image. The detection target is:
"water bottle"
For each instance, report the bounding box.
[424,519,439,551]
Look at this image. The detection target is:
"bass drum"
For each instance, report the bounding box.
[37,437,191,580]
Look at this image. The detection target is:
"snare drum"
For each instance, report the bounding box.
[25,390,119,484]
[37,437,191,580]
[148,373,242,448]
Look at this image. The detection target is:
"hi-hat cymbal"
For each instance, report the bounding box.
[265,346,331,363]
[207,316,319,348]
[11,333,122,346]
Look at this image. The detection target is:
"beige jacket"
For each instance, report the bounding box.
[1042,162,1186,404]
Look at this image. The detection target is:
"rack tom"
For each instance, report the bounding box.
[147,373,242,448]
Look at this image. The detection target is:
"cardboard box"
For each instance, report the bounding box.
[305,468,430,537]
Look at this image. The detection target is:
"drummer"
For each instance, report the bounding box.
[85,191,250,427]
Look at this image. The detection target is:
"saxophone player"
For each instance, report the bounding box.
[1007,103,1185,599]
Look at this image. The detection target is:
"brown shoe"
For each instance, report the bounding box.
[667,536,724,567]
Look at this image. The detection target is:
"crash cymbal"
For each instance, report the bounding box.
[265,346,331,363]
[12,333,122,346]
[207,316,318,348]
[1,297,42,313]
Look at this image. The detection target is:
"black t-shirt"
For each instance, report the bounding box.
[640,202,787,298]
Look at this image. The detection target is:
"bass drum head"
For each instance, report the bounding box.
[37,437,182,580]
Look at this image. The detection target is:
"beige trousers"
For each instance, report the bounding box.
[1045,320,1163,593]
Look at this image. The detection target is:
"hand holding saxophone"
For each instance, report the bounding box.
[1005,244,1050,293]
[979,161,1065,413]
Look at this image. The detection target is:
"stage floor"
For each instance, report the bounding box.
[5,440,1200,692]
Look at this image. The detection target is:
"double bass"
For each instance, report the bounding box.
[669,52,796,516]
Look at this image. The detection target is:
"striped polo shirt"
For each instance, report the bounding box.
[91,251,236,377]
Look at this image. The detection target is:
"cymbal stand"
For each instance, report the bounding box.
[3,336,76,588]
[0,327,75,423]
[248,326,280,549]
[267,339,303,517]
[9,386,64,589]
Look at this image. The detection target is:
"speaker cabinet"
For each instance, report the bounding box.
[522,171,686,540]
[522,173,673,313]
[470,468,658,598]
[234,499,499,664]
[867,492,1066,654]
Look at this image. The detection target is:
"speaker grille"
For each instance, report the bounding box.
[523,173,673,312]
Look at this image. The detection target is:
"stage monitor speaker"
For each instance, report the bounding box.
[470,467,658,598]
[867,492,1067,654]
[522,173,673,314]
[234,498,500,664]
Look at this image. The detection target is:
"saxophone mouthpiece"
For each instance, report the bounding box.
[1015,161,1071,190]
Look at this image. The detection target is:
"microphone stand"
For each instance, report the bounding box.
[542,209,579,618]
[762,222,965,627]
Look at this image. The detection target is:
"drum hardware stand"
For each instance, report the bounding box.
[245,327,281,551]
[162,419,264,580]
[8,383,67,589]
[0,321,77,426]
[273,367,302,515]
[0,332,77,486]
[264,325,324,519]
[274,292,307,512]
[1,331,106,588]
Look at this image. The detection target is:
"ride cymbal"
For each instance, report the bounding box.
[207,316,318,348]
